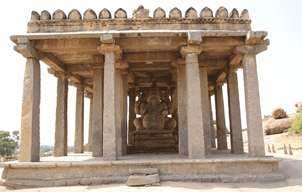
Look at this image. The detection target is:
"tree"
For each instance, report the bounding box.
[0,130,20,156]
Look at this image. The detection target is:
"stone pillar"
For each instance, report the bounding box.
[54,76,68,157]
[128,85,136,143]
[92,66,104,157]
[176,63,188,156]
[209,95,216,148]
[227,67,244,154]
[19,58,41,162]
[215,82,227,150]
[243,53,265,157]
[115,68,123,156]
[180,33,205,159]
[234,44,267,157]
[87,94,93,152]
[121,72,128,155]
[98,38,122,160]
[74,87,84,153]
[199,66,211,155]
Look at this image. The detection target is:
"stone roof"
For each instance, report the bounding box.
[28,5,251,33]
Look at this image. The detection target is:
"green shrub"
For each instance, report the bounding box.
[289,110,302,134]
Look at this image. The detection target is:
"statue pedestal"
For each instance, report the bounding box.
[129,129,178,153]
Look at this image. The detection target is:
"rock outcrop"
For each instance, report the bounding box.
[272,107,287,119]
[295,102,302,113]
[263,114,297,135]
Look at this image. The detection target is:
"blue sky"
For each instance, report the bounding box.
[0,0,301,145]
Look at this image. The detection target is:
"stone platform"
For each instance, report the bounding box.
[0,151,284,188]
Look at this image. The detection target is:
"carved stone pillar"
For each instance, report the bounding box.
[180,32,205,159]
[98,34,122,160]
[199,66,211,155]
[215,82,227,150]
[16,38,43,162]
[92,64,104,157]
[227,67,243,154]
[87,93,93,152]
[173,59,188,156]
[74,86,84,153]
[54,74,68,157]
[234,44,267,157]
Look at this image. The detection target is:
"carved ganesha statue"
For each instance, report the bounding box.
[133,82,177,131]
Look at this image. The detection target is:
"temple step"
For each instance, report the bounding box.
[127,168,160,186]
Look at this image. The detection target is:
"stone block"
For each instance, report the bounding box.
[127,174,160,186]
[129,168,158,175]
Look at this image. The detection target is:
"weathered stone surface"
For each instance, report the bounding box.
[92,68,103,157]
[272,107,287,119]
[227,72,243,154]
[169,7,181,18]
[200,7,213,18]
[209,96,216,148]
[103,52,117,160]
[31,11,40,21]
[129,168,158,175]
[115,8,127,18]
[121,73,128,155]
[185,7,197,18]
[54,77,68,157]
[230,8,239,18]
[240,9,249,19]
[215,7,228,18]
[19,58,40,162]
[127,174,160,186]
[115,68,123,156]
[87,97,93,152]
[263,114,297,135]
[132,5,149,19]
[185,53,205,159]
[177,64,188,155]
[99,8,111,19]
[242,53,265,157]
[74,87,84,153]
[83,9,97,20]
[68,9,82,20]
[53,9,66,20]
[40,10,51,20]
[215,84,227,150]
[153,7,166,18]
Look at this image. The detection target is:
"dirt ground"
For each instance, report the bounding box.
[0,132,301,192]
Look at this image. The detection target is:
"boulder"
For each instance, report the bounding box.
[295,102,302,113]
[263,114,297,135]
[272,107,287,119]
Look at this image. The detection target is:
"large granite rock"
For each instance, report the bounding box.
[296,102,302,113]
[263,114,297,135]
[272,107,287,119]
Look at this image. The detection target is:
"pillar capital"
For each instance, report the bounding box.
[180,45,202,57]
[216,81,224,87]
[226,65,238,74]
[97,44,122,55]
[14,38,45,60]
[84,91,93,99]
[233,44,267,55]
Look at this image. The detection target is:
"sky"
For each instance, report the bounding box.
[0,0,301,146]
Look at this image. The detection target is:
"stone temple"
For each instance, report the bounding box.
[1,5,284,187]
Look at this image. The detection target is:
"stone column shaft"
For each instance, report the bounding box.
[87,96,93,152]
[242,53,265,157]
[227,71,244,154]
[115,69,123,156]
[128,88,136,142]
[215,85,227,150]
[199,67,211,155]
[92,68,104,157]
[209,95,216,148]
[177,64,188,156]
[121,74,128,155]
[54,77,68,157]
[74,87,84,153]
[185,53,205,159]
[103,52,118,160]
[19,58,40,162]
